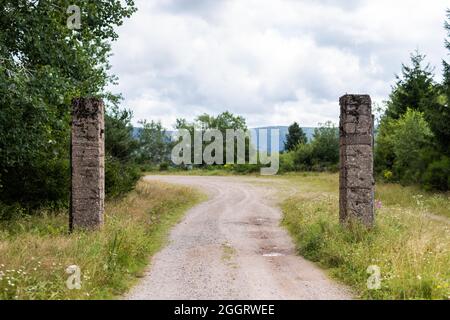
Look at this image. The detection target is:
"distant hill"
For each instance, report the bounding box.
[132,126,316,153]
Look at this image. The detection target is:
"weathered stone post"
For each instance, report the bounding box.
[70,98,105,231]
[339,94,375,228]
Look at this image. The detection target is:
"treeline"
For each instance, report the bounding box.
[280,122,339,173]
[375,49,450,191]
[174,111,264,173]
[280,10,450,191]
[372,12,450,191]
[103,105,171,199]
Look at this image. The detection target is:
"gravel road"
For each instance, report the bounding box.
[125,175,352,300]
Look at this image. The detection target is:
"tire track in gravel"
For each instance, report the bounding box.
[125,175,352,300]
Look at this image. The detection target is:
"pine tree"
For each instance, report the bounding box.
[427,9,450,154]
[285,122,307,152]
[444,9,450,99]
[436,9,450,155]
[386,51,439,120]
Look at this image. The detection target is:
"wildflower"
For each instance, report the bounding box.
[375,200,382,210]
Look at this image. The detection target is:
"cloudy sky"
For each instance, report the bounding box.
[108,0,449,129]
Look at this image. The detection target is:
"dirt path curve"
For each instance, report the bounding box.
[125,175,352,300]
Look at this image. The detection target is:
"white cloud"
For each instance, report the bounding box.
[108,0,449,128]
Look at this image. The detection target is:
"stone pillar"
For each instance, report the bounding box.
[70,98,105,231]
[339,94,374,227]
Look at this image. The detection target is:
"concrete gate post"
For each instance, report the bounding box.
[339,94,375,228]
[70,98,105,231]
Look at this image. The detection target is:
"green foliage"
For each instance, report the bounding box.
[310,122,339,166]
[434,10,450,153]
[280,122,339,172]
[279,152,296,173]
[391,109,434,184]
[0,1,137,210]
[282,174,450,300]
[104,105,141,198]
[374,116,396,175]
[292,143,314,170]
[422,156,450,191]
[105,158,140,199]
[137,120,170,164]
[175,111,249,166]
[105,105,139,162]
[229,163,262,174]
[285,122,307,151]
[386,52,439,120]
[159,162,169,171]
[376,46,450,190]
[376,109,437,185]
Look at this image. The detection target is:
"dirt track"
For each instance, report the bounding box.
[125,175,352,300]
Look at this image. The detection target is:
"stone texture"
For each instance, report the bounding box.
[70,98,105,230]
[339,94,375,227]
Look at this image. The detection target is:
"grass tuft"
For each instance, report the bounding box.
[281,173,450,300]
[0,180,204,300]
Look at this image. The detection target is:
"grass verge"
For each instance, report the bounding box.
[281,173,450,300]
[0,179,204,300]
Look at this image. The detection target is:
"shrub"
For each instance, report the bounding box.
[375,116,396,175]
[423,157,450,191]
[105,158,141,199]
[279,152,296,172]
[293,143,314,170]
[284,122,339,173]
[310,122,339,165]
[232,163,262,174]
[391,109,434,184]
[159,162,169,171]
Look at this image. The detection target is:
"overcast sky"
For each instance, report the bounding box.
[108,0,449,129]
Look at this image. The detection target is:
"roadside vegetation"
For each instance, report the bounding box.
[281,173,449,300]
[0,1,449,301]
[0,180,203,300]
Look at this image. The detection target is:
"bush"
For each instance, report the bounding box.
[159,162,169,171]
[391,109,434,184]
[279,152,296,172]
[310,122,339,164]
[423,157,450,191]
[293,143,314,170]
[0,203,25,221]
[232,163,262,174]
[375,116,396,175]
[105,158,141,199]
[0,158,70,209]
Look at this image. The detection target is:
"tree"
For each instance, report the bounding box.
[137,120,170,164]
[175,111,248,164]
[0,1,136,207]
[105,105,139,162]
[195,111,247,131]
[386,51,439,120]
[311,122,339,165]
[444,9,450,100]
[104,104,140,199]
[374,114,397,175]
[285,122,339,172]
[285,122,307,152]
[433,9,450,154]
[391,109,434,184]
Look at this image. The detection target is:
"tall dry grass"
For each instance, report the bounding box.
[0,180,203,300]
[281,173,450,299]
